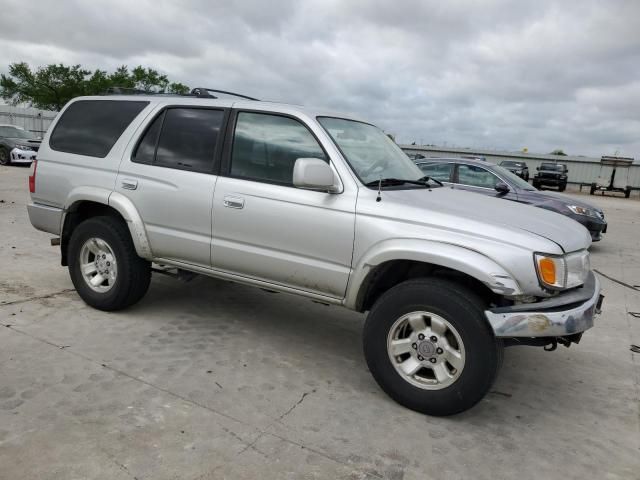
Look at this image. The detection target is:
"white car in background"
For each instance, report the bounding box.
[0,124,41,165]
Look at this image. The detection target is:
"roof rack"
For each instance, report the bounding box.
[190,88,259,101]
[102,86,259,101]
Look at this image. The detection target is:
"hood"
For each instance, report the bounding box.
[518,189,603,214]
[363,186,591,253]
[4,137,41,146]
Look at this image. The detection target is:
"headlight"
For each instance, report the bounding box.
[535,251,590,290]
[15,144,34,151]
[567,205,599,218]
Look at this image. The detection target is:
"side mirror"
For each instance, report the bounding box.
[293,158,339,193]
[565,169,569,174]
[536,167,540,171]
[495,182,510,194]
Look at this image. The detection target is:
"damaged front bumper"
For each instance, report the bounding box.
[485,271,602,338]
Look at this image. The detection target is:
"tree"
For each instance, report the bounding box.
[0,62,190,110]
[550,149,567,156]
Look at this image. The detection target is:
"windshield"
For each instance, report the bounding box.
[317,117,425,185]
[541,163,564,171]
[501,161,523,168]
[494,165,536,190]
[0,126,35,139]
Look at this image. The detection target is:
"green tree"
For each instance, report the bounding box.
[550,149,567,156]
[0,62,190,110]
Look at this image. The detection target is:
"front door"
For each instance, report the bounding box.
[116,106,227,266]
[453,163,519,201]
[211,111,356,299]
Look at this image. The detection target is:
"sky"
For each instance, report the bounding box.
[0,0,638,158]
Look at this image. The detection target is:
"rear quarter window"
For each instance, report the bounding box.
[49,100,149,158]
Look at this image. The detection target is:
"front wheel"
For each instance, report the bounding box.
[363,278,503,416]
[0,146,10,166]
[68,216,151,311]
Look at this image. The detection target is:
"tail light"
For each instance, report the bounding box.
[29,160,37,193]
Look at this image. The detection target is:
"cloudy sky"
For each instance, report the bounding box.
[1,0,638,157]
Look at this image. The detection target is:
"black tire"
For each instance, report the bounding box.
[363,278,503,416]
[532,180,539,189]
[68,216,151,311]
[0,146,10,166]
[589,184,596,195]
[559,183,566,192]
[624,188,631,198]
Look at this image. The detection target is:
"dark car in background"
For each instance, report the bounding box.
[415,158,607,241]
[0,124,41,166]
[499,160,529,181]
[533,162,568,191]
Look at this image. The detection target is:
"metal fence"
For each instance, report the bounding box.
[401,145,640,188]
[0,105,57,136]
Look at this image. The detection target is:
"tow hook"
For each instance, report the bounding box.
[544,339,558,351]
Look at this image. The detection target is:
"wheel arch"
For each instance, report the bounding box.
[60,190,151,265]
[346,240,523,312]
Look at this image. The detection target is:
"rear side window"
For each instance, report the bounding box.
[133,108,224,173]
[50,100,148,158]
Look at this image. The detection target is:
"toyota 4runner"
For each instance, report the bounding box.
[27,92,603,415]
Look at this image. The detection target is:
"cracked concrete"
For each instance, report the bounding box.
[1,165,639,479]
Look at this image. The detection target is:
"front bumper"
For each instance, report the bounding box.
[535,176,565,185]
[485,272,602,338]
[571,214,607,242]
[10,147,37,164]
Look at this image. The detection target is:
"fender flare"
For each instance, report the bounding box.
[108,192,153,259]
[345,238,523,310]
[61,188,152,260]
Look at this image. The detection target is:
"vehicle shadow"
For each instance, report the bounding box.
[120,273,593,419]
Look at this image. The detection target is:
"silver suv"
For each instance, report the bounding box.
[27,93,603,415]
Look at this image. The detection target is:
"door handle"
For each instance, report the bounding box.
[223,195,244,209]
[121,179,138,190]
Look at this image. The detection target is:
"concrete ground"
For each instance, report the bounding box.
[1,164,638,480]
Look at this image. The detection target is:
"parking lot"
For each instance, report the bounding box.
[1,164,638,479]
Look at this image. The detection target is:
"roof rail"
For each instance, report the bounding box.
[102,86,260,101]
[191,88,259,101]
[104,87,151,95]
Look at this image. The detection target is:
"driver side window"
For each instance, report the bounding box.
[457,164,500,189]
[230,112,327,186]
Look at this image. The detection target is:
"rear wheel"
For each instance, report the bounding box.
[68,216,151,311]
[363,278,503,416]
[0,146,10,166]
[625,188,631,198]
[532,180,540,189]
[559,183,566,192]
[590,183,596,195]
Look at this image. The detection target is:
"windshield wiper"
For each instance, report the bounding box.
[417,175,444,186]
[364,176,442,188]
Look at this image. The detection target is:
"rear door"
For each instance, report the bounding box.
[116,106,228,266]
[210,110,356,299]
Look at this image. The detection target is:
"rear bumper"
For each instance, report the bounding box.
[27,202,63,235]
[485,272,602,338]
